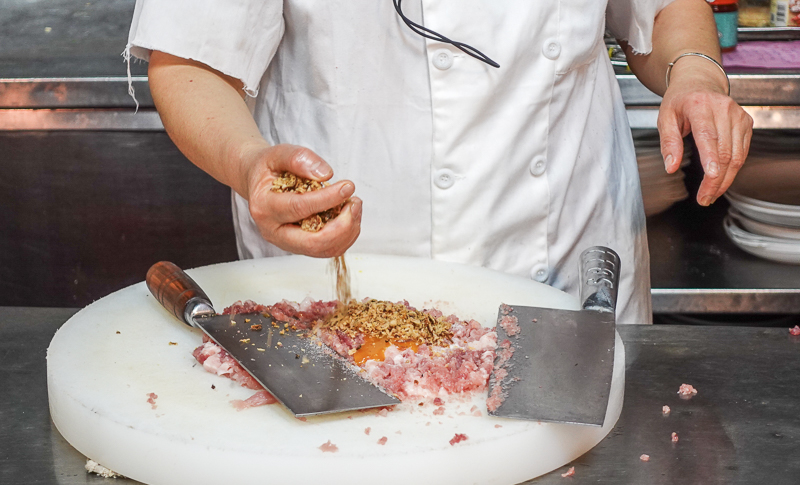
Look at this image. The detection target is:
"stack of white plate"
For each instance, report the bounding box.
[723,158,800,264]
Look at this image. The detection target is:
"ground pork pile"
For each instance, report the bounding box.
[192,297,498,405]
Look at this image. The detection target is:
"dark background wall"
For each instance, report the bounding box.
[0,131,238,307]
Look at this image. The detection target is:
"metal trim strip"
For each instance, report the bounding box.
[652,288,800,313]
[0,109,163,131]
[0,77,152,109]
[618,73,800,107]
[627,106,800,130]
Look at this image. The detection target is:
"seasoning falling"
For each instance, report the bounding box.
[270,170,352,304]
[333,254,352,305]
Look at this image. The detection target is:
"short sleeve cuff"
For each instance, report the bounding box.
[606,0,676,55]
[126,0,284,96]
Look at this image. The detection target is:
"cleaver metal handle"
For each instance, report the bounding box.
[146,261,216,326]
[579,247,620,314]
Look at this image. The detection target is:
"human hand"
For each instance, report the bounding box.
[657,56,753,206]
[240,143,361,257]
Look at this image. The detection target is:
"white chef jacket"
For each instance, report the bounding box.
[128,0,675,325]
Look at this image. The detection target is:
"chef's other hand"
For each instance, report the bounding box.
[241,143,361,258]
[657,57,753,206]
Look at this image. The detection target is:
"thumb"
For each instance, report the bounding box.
[270,144,333,182]
[657,107,685,174]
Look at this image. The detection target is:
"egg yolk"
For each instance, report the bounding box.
[353,336,419,366]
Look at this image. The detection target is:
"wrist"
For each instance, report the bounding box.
[229,139,272,200]
[666,55,729,96]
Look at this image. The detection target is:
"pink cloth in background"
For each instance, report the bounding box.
[722,41,800,69]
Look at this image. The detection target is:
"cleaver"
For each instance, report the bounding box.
[488,247,620,426]
[145,261,400,417]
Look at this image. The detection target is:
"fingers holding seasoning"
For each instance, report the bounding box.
[270,171,352,231]
[268,177,362,258]
[245,144,361,257]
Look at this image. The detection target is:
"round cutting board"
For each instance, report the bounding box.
[48,254,624,485]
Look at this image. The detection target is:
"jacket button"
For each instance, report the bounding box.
[530,264,549,283]
[530,156,547,176]
[434,168,456,189]
[432,49,454,70]
[542,38,561,60]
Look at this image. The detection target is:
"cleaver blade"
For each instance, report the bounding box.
[488,247,620,426]
[146,261,400,417]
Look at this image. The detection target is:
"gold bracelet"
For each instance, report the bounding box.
[665,52,730,96]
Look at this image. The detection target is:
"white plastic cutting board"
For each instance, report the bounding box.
[48,254,624,485]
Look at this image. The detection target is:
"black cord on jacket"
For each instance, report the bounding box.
[393,0,500,68]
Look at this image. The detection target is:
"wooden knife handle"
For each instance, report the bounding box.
[146,261,213,325]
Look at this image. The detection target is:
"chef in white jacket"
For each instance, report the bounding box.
[127,0,752,324]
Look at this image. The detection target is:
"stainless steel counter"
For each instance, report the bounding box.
[2,307,799,484]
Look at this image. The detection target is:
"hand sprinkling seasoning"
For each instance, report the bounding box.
[270,172,344,232]
[270,171,353,307]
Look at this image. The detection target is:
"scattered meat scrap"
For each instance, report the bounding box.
[677,383,698,398]
[640,454,650,462]
[146,393,158,410]
[671,432,679,443]
[561,466,575,478]
[364,427,371,435]
[449,433,468,446]
[230,390,278,411]
[194,339,262,390]
[377,436,388,445]
[433,397,445,406]
[494,424,503,428]
[790,325,800,336]
[319,440,339,453]
[662,405,671,416]
[433,406,446,416]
